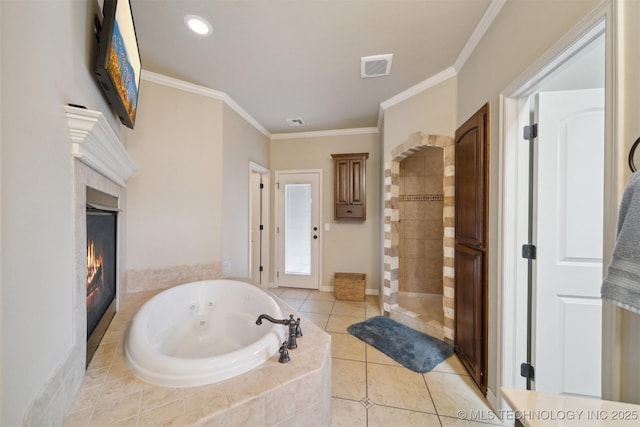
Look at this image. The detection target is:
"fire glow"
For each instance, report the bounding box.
[87,240,104,310]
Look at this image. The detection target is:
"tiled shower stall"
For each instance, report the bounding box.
[383,133,455,342]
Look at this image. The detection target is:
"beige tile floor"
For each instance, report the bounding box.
[271,288,504,427]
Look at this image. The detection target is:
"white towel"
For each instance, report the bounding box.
[601,171,640,314]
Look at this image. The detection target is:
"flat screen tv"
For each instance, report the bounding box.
[95,0,141,129]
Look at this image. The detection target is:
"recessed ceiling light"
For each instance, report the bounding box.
[184,15,212,36]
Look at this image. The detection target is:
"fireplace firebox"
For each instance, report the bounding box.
[86,188,118,366]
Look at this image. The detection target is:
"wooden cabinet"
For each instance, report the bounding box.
[331,153,368,221]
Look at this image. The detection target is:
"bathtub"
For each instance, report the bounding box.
[125,279,285,387]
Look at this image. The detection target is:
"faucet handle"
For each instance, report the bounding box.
[278,341,290,363]
[295,318,303,337]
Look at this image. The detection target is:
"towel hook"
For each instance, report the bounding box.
[629,136,640,173]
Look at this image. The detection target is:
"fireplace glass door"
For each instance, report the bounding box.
[86,207,117,361]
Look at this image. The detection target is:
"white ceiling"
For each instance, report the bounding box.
[130,0,496,135]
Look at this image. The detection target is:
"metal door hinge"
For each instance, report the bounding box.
[522,244,537,260]
[520,362,535,380]
[259,224,264,230]
[260,183,264,189]
[523,124,538,141]
[259,266,264,272]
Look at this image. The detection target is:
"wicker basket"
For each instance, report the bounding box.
[334,273,366,301]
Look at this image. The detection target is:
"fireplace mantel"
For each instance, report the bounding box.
[65,105,136,186]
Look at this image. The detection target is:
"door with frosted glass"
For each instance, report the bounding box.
[276,171,321,289]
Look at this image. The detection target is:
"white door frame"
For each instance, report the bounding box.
[496,1,621,410]
[249,161,270,287]
[274,169,323,289]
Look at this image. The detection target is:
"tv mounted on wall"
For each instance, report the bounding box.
[95,0,141,129]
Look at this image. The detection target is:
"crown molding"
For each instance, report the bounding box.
[141,70,225,100]
[221,95,270,137]
[453,0,507,72]
[376,0,505,127]
[140,70,271,138]
[65,105,137,186]
[141,1,506,139]
[379,67,457,112]
[270,127,379,140]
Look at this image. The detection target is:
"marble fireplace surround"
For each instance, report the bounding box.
[24,106,136,425]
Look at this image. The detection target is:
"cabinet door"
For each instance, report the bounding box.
[454,244,484,390]
[455,110,487,248]
[350,158,366,205]
[335,159,350,205]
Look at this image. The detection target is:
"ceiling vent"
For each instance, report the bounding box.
[361,54,393,78]
[286,118,305,127]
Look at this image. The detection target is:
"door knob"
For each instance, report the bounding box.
[313,235,318,239]
[313,226,318,231]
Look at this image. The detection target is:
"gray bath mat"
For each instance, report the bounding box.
[347,316,453,373]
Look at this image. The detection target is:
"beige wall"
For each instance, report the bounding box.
[126,80,223,271]
[383,77,457,156]
[456,0,602,398]
[222,104,270,278]
[270,133,381,291]
[1,1,122,424]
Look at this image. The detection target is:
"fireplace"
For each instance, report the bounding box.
[18,107,137,425]
[86,188,118,366]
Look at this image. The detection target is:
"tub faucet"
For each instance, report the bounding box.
[256,314,302,349]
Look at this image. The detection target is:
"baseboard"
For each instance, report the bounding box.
[321,285,379,296]
[486,387,499,413]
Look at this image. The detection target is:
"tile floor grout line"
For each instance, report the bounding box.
[365,401,440,416]
[421,370,444,427]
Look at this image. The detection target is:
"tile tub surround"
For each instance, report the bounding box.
[63,289,332,426]
[125,262,223,294]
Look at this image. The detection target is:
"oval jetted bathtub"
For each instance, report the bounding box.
[125,279,285,387]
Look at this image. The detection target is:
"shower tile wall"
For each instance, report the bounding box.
[399,148,444,295]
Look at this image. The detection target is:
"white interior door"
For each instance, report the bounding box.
[533,89,604,397]
[276,170,321,289]
[250,171,262,284]
[249,163,270,286]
